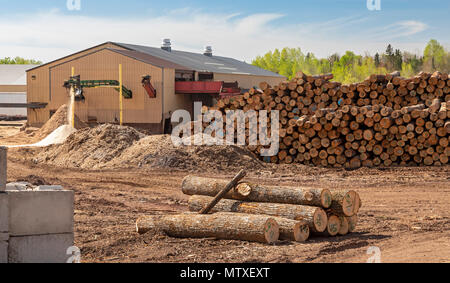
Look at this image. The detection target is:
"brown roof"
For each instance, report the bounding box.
[107,48,193,71]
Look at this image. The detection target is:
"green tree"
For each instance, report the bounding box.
[0,56,42,65]
[423,39,447,72]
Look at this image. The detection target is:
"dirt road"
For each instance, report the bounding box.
[6,150,450,263]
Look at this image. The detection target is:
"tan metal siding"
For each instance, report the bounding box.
[0,85,27,92]
[213,73,285,90]
[163,68,192,116]
[49,49,164,124]
[27,42,126,126]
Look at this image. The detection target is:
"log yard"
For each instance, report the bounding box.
[0,0,448,267]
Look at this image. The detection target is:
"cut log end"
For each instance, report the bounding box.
[312,208,328,233]
[338,216,350,235]
[264,218,280,244]
[326,215,341,236]
[347,215,359,233]
[321,189,333,209]
[236,183,252,197]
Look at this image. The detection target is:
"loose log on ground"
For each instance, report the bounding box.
[136,213,280,244]
[313,215,341,237]
[182,176,333,208]
[273,217,310,242]
[328,190,357,217]
[188,195,328,233]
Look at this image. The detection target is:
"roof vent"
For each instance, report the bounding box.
[204,46,213,57]
[162,39,171,52]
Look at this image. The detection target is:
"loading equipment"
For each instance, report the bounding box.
[63,75,133,101]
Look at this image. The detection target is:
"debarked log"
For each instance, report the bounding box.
[188,195,328,233]
[182,175,332,208]
[136,212,280,244]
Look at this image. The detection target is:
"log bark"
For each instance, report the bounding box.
[199,169,246,214]
[188,195,328,233]
[182,176,332,208]
[136,213,280,244]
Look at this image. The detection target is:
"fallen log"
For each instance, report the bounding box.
[199,169,246,214]
[347,215,358,233]
[313,215,341,237]
[136,212,280,244]
[273,218,310,242]
[182,176,332,208]
[328,190,357,217]
[188,195,328,233]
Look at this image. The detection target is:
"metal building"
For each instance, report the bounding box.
[0,65,38,118]
[26,41,285,132]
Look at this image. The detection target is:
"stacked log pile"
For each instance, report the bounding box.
[136,175,362,244]
[205,71,450,168]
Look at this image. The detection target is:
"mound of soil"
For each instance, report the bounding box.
[106,134,264,171]
[35,124,145,169]
[34,125,263,171]
[35,104,88,140]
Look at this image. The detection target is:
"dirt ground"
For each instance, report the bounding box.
[2,122,450,263]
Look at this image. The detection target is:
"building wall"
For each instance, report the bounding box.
[163,68,192,117]
[213,73,285,90]
[0,93,27,116]
[27,42,126,126]
[0,85,26,93]
[47,49,166,125]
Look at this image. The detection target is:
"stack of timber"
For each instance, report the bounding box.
[136,175,362,244]
[204,71,450,167]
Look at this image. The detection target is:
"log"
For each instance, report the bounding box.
[182,176,332,208]
[314,215,341,237]
[328,190,357,217]
[199,169,246,214]
[136,213,280,244]
[274,218,310,242]
[347,215,358,233]
[188,195,328,233]
[338,216,350,235]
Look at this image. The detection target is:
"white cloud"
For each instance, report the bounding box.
[369,20,428,40]
[0,9,434,63]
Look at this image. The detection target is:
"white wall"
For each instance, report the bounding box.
[0,93,27,116]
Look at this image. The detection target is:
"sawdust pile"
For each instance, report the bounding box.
[107,134,264,171]
[35,124,145,169]
[35,104,88,140]
[35,124,263,171]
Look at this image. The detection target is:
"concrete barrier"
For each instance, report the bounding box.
[0,233,8,263]
[8,233,73,263]
[0,147,6,191]
[8,190,74,236]
[0,193,8,232]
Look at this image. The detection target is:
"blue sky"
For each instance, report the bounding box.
[0,0,448,63]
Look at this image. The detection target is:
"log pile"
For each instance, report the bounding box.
[136,175,362,244]
[205,71,449,168]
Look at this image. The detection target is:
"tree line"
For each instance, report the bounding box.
[0,57,42,65]
[252,39,450,84]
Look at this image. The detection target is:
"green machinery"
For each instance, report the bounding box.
[63,75,133,101]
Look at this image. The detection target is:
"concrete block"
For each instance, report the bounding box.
[8,233,73,263]
[0,147,6,191]
[5,182,32,191]
[0,192,8,232]
[36,185,64,191]
[0,232,8,241]
[0,240,7,263]
[8,190,74,236]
